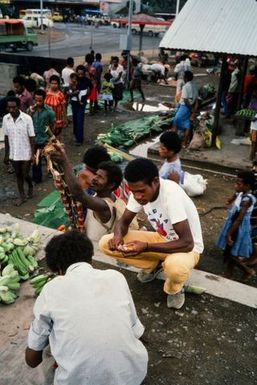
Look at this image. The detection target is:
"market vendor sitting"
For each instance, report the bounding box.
[99,158,204,310]
[172,70,198,147]
[50,147,123,242]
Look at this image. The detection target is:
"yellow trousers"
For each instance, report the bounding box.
[99,230,200,295]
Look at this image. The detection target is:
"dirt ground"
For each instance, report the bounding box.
[1,75,257,385]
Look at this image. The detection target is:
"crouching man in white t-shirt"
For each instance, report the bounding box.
[99,158,204,310]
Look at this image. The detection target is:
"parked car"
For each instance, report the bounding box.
[131,23,169,37]
[23,15,54,29]
[52,12,63,22]
[86,14,110,25]
[111,20,121,28]
[0,19,38,51]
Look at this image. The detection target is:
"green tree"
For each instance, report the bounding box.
[142,0,187,13]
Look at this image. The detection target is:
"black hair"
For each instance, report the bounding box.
[98,160,123,191]
[83,145,111,170]
[184,70,193,81]
[25,78,37,93]
[76,64,86,73]
[180,54,187,62]
[13,76,25,86]
[160,131,182,153]
[45,230,93,273]
[104,72,112,81]
[112,56,119,62]
[49,75,61,85]
[7,90,15,97]
[95,53,102,61]
[67,57,74,66]
[70,72,79,80]
[85,53,94,65]
[124,158,159,185]
[34,88,46,99]
[237,171,255,190]
[6,95,21,107]
[132,57,139,66]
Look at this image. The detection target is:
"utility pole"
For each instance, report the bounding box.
[40,0,43,32]
[176,0,181,16]
[126,0,133,86]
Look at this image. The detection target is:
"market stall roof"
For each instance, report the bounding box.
[112,13,171,26]
[159,0,257,56]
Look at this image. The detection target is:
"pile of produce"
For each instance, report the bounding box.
[30,273,55,296]
[0,224,41,304]
[97,116,170,148]
[0,264,20,304]
[199,83,216,100]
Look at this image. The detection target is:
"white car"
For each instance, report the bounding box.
[23,15,53,29]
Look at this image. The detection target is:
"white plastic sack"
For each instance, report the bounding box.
[181,171,207,197]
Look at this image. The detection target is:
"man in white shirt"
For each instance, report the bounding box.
[173,70,198,146]
[61,57,75,88]
[26,230,148,385]
[174,55,192,95]
[3,96,35,206]
[99,158,204,310]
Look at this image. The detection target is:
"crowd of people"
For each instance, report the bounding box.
[23,141,257,384]
[1,50,257,385]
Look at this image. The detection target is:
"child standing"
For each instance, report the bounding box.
[159,131,183,182]
[216,171,256,279]
[101,73,114,112]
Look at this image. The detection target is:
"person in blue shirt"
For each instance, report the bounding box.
[72,65,92,145]
[92,52,103,93]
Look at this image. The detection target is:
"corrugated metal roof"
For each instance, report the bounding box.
[159,0,257,56]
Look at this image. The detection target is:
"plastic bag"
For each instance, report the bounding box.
[181,171,207,197]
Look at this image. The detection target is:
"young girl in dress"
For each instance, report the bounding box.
[101,72,114,112]
[216,171,256,279]
[45,75,67,138]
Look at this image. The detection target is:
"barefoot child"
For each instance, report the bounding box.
[101,72,114,112]
[216,171,256,279]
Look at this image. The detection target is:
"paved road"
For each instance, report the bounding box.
[17,23,161,58]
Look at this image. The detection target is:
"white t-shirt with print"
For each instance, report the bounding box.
[126,179,204,253]
[3,111,35,161]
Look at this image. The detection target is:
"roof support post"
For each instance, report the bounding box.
[212,53,227,146]
[237,56,248,110]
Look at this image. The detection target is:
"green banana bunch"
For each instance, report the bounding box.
[0,286,17,304]
[0,264,20,304]
[0,224,41,283]
[8,247,38,280]
[30,273,55,296]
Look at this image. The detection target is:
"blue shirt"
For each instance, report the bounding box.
[159,158,182,179]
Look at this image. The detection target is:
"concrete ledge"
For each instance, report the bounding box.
[1,212,257,309]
